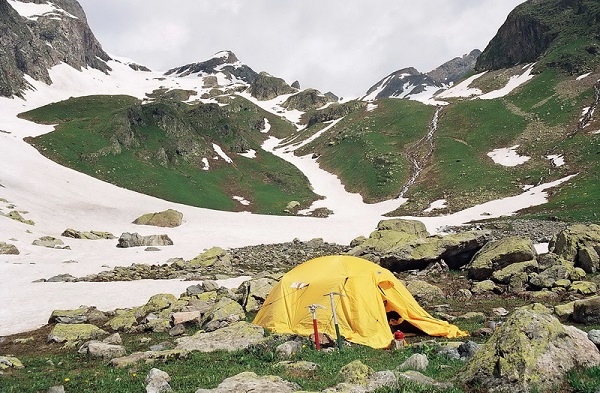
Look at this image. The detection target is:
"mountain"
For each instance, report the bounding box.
[362,50,481,102]
[0,0,111,97]
[165,50,258,85]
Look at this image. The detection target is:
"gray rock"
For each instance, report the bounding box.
[275,341,302,359]
[397,353,428,371]
[32,236,68,249]
[398,370,452,389]
[47,386,65,393]
[117,232,173,248]
[549,224,600,265]
[0,241,19,254]
[200,297,245,327]
[169,324,186,337]
[61,228,115,240]
[103,333,123,345]
[573,296,600,325]
[458,341,480,361]
[145,368,172,393]
[133,209,183,228]
[78,341,126,360]
[239,277,277,312]
[46,274,76,282]
[467,236,537,281]
[176,321,264,352]
[588,330,600,347]
[194,371,299,393]
[110,350,188,368]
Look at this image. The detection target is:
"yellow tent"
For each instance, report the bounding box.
[253,255,467,349]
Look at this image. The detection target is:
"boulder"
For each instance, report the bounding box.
[459,305,600,392]
[0,241,19,254]
[573,296,600,324]
[380,230,491,271]
[110,350,188,368]
[183,247,232,271]
[0,356,24,370]
[194,371,299,393]
[105,309,138,332]
[200,297,245,328]
[133,209,183,228]
[397,370,453,390]
[274,360,319,377]
[491,260,538,284]
[471,280,501,294]
[145,368,172,393]
[338,359,374,385]
[588,330,600,347]
[169,324,185,337]
[61,228,115,240]
[275,340,302,359]
[405,280,444,302]
[248,71,296,101]
[376,219,429,237]
[48,323,108,347]
[4,210,34,225]
[32,236,68,249]
[172,311,201,325]
[142,293,178,315]
[78,341,126,360]
[176,321,264,352]
[238,277,277,312]
[48,306,107,325]
[324,370,397,393]
[554,301,575,318]
[467,236,537,281]
[117,233,173,248]
[397,353,428,371]
[549,224,600,271]
[569,280,598,295]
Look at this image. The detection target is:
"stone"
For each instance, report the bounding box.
[172,311,201,325]
[48,323,108,347]
[32,236,67,249]
[48,307,92,324]
[105,309,138,332]
[78,341,126,360]
[111,350,188,368]
[117,232,173,248]
[0,355,24,370]
[201,297,245,327]
[570,267,587,281]
[275,340,302,359]
[274,360,319,377]
[569,280,598,295]
[554,278,571,288]
[578,246,600,273]
[458,341,480,361]
[169,324,186,337]
[588,330,600,347]
[471,280,500,294]
[491,260,538,284]
[239,277,276,312]
[573,297,600,325]
[176,321,264,352]
[459,306,600,392]
[142,293,178,315]
[549,224,600,264]
[405,280,444,302]
[145,368,172,393]
[133,209,183,228]
[376,218,429,237]
[46,274,76,282]
[47,386,65,393]
[0,241,19,254]
[4,211,34,225]
[457,288,472,298]
[398,370,453,389]
[61,228,115,240]
[397,353,428,371]
[103,333,123,345]
[324,370,397,392]
[467,236,537,281]
[194,371,299,393]
[554,301,575,318]
[184,247,231,271]
[338,359,374,385]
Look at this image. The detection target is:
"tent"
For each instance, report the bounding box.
[253,255,467,349]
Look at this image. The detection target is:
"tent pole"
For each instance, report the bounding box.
[325,292,345,350]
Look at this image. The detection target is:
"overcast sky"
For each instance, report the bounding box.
[77,0,527,98]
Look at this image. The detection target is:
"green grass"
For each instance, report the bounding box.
[21,95,316,215]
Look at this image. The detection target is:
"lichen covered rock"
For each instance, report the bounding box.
[176,321,264,352]
[194,371,300,393]
[48,323,108,348]
[0,241,19,254]
[467,236,537,281]
[133,209,183,228]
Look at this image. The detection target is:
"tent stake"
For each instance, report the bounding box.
[307,304,326,350]
[325,292,345,350]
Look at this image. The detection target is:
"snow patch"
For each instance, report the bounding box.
[366,102,378,112]
[233,196,251,206]
[7,0,78,20]
[534,243,549,254]
[261,118,271,133]
[212,143,233,163]
[577,72,592,81]
[288,118,343,151]
[487,145,530,166]
[546,154,565,167]
[362,75,393,101]
[436,72,486,99]
[478,64,535,100]
[201,157,210,171]
[423,199,447,213]
[239,149,257,159]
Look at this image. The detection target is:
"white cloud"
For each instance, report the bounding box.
[78,0,526,97]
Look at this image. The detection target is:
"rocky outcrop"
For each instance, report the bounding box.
[61,228,115,240]
[1,0,112,97]
[572,296,600,325]
[175,321,265,353]
[426,49,481,84]
[247,72,296,101]
[281,88,333,111]
[460,305,600,392]
[0,241,19,254]
[116,232,173,248]
[466,236,537,281]
[48,323,108,348]
[132,209,183,228]
[48,306,108,325]
[165,50,257,85]
[32,236,69,249]
[549,224,600,273]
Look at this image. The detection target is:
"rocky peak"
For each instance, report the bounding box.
[164,50,258,84]
[426,49,481,84]
[0,0,111,97]
[362,67,440,101]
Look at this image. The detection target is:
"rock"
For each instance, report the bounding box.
[78,341,126,360]
[176,321,264,352]
[376,219,430,237]
[467,236,537,281]
[457,288,472,298]
[491,259,538,284]
[143,293,178,315]
[183,247,231,271]
[471,280,500,294]
[588,330,600,347]
[133,209,183,228]
[248,72,296,101]
[554,278,571,288]
[4,211,34,225]
[457,312,485,320]
[48,306,107,324]
[459,306,600,392]
[338,359,374,385]
[570,267,587,281]
[405,280,444,302]
[471,327,494,337]
[169,324,186,337]
[275,340,302,359]
[324,370,397,393]
[111,350,188,368]
[194,371,299,393]
[201,297,245,328]
[145,368,172,393]
[239,277,277,312]
[61,228,115,240]
[274,360,319,377]
[573,296,600,324]
[105,309,137,332]
[46,274,76,282]
[578,246,600,273]
[103,333,123,345]
[282,88,332,112]
[397,353,428,371]
[458,341,480,361]
[380,230,491,271]
[202,280,220,292]
[47,386,65,393]
[48,323,108,348]
[398,370,453,389]
[117,232,173,248]
[172,311,201,325]
[32,236,68,249]
[310,332,336,348]
[554,301,575,318]
[0,355,24,370]
[0,241,19,254]
[549,224,600,264]
[569,280,598,295]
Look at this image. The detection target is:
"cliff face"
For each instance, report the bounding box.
[0,0,111,97]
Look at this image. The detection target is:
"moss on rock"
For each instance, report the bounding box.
[48,323,108,348]
[132,209,183,228]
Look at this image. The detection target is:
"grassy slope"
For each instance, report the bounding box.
[22,95,317,215]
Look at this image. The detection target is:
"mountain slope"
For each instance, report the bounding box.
[0,0,111,97]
